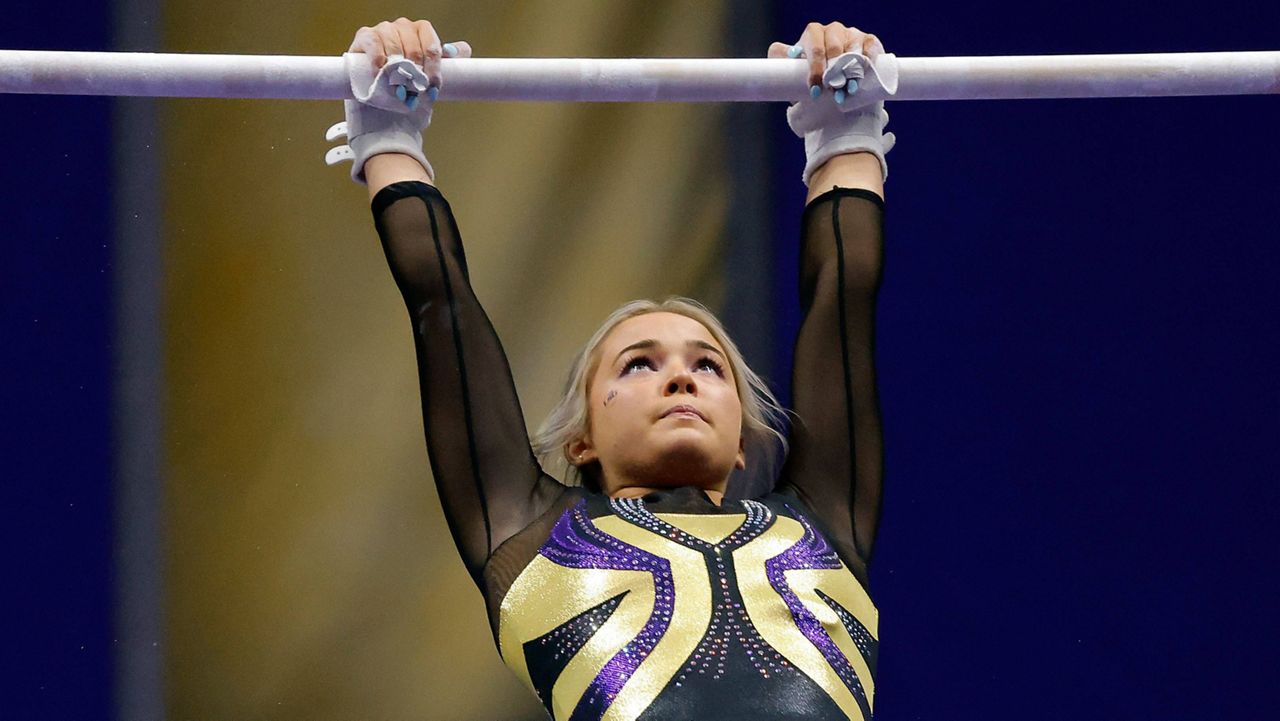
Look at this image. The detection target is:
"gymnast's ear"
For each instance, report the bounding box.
[566,436,597,467]
[735,436,746,470]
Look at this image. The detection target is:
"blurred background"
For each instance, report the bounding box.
[2,0,1277,719]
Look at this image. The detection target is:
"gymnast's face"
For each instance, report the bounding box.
[570,312,746,494]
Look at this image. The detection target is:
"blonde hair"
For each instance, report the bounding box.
[532,297,789,492]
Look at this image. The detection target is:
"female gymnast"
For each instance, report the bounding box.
[328,17,892,721]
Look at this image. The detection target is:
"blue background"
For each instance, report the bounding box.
[2,3,115,720]
[3,1,1276,718]
[771,2,1278,719]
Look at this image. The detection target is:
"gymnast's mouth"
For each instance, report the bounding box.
[660,404,707,422]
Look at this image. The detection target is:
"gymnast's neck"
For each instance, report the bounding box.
[608,484,727,506]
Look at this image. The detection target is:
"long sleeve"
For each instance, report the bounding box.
[370,180,568,588]
[777,186,886,580]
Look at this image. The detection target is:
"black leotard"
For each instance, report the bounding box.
[370,179,886,721]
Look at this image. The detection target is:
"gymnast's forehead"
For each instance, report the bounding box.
[598,312,724,361]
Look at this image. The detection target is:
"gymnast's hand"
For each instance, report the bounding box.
[766,21,896,193]
[767,21,884,105]
[347,19,473,99]
[325,19,472,193]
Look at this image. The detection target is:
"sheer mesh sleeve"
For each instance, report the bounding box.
[778,186,886,574]
[370,180,568,588]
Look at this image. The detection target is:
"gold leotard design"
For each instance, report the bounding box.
[498,493,878,721]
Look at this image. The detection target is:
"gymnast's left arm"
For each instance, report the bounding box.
[771,22,891,580]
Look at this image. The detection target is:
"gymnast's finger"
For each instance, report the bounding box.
[348,26,387,69]
[766,41,793,59]
[862,32,884,58]
[801,23,827,89]
[373,20,404,63]
[446,40,473,58]
[392,17,424,66]
[414,20,444,90]
[824,22,849,72]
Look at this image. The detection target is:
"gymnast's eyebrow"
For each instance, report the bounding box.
[614,339,658,364]
[614,339,725,364]
[687,340,725,360]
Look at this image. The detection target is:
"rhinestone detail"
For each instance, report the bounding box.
[610,497,796,683]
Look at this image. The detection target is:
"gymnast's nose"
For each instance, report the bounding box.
[664,367,697,396]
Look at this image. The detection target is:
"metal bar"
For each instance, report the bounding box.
[1,50,1277,101]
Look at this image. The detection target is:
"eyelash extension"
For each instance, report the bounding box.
[696,356,725,377]
[620,354,654,375]
[619,354,724,377]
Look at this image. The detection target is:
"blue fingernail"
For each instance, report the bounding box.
[834,89,846,105]
[810,84,821,99]
[395,85,407,101]
[787,44,802,58]
[443,43,457,57]
[848,79,859,94]
[427,86,439,102]
[406,94,420,110]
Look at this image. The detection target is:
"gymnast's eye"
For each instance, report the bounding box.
[695,356,725,377]
[621,355,655,375]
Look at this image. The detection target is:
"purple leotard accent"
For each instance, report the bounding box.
[764,504,872,718]
[538,499,675,721]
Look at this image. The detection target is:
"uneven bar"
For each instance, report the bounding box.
[1,50,1277,101]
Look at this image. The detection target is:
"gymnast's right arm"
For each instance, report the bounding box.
[368,175,569,588]
[346,20,569,588]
